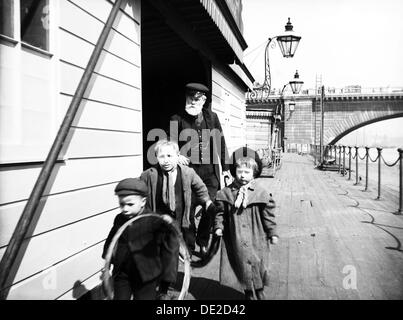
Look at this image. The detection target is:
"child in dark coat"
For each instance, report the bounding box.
[102,178,178,300]
[214,148,278,300]
[140,139,216,298]
[140,140,215,251]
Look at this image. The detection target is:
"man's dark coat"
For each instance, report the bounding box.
[169,108,230,185]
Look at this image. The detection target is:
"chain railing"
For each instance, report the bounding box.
[314,145,403,214]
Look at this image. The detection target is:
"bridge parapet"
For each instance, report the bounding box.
[245,87,403,106]
[246,86,403,103]
[308,86,403,95]
[297,86,403,99]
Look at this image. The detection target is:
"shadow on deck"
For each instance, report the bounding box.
[84,153,403,300]
[171,272,245,300]
[178,153,403,300]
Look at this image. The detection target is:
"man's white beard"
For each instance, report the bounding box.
[185,104,202,116]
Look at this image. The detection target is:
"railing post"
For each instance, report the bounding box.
[354,146,359,185]
[338,145,342,173]
[348,146,352,180]
[364,147,369,191]
[342,146,346,176]
[313,144,316,164]
[336,145,339,172]
[398,148,403,214]
[273,149,277,173]
[376,147,382,200]
[334,145,337,167]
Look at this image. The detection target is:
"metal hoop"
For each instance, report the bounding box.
[102,213,191,300]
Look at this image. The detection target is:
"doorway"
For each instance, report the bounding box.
[141,1,211,169]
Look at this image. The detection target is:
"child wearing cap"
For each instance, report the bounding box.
[213,148,278,300]
[102,178,178,300]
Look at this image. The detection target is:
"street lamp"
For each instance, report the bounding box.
[288,70,304,95]
[246,18,301,103]
[278,70,304,120]
[279,70,304,97]
[275,71,304,150]
[281,70,303,120]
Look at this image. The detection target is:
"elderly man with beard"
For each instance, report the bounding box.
[168,83,231,257]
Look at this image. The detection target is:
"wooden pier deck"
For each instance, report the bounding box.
[176,153,403,300]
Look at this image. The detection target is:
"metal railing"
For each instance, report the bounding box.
[257,147,282,177]
[311,144,403,214]
[285,143,310,155]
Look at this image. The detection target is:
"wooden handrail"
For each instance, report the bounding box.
[0,0,123,299]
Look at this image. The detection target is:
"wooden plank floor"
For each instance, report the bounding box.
[174,153,403,300]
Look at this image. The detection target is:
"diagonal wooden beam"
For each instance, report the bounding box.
[0,0,124,299]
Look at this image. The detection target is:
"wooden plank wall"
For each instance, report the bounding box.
[0,0,142,299]
[246,118,271,151]
[211,65,246,155]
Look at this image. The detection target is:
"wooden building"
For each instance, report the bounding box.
[0,0,253,299]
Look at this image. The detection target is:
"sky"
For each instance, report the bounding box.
[241,0,403,90]
[241,0,403,146]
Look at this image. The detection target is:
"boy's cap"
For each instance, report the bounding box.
[185,83,209,94]
[115,178,148,197]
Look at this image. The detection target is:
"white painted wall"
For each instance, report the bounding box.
[211,65,247,156]
[0,0,142,299]
[246,118,271,151]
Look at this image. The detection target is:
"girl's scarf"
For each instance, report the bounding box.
[233,180,254,209]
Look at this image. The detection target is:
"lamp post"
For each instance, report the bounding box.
[319,85,325,165]
[277,70,304,151]
[244,18,301,176]
[246,18,301,103]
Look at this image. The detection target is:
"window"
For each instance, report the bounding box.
[20,0,49,50]
[0,0,14,38]
[0,0,55,163]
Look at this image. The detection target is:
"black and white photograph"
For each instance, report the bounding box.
[0,0,402,307]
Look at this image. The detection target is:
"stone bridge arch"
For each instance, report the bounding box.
[327,113,403,145]
[322,96,403,145]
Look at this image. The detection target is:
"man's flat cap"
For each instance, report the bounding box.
[115,178,149,197]
[185,83,209,93]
